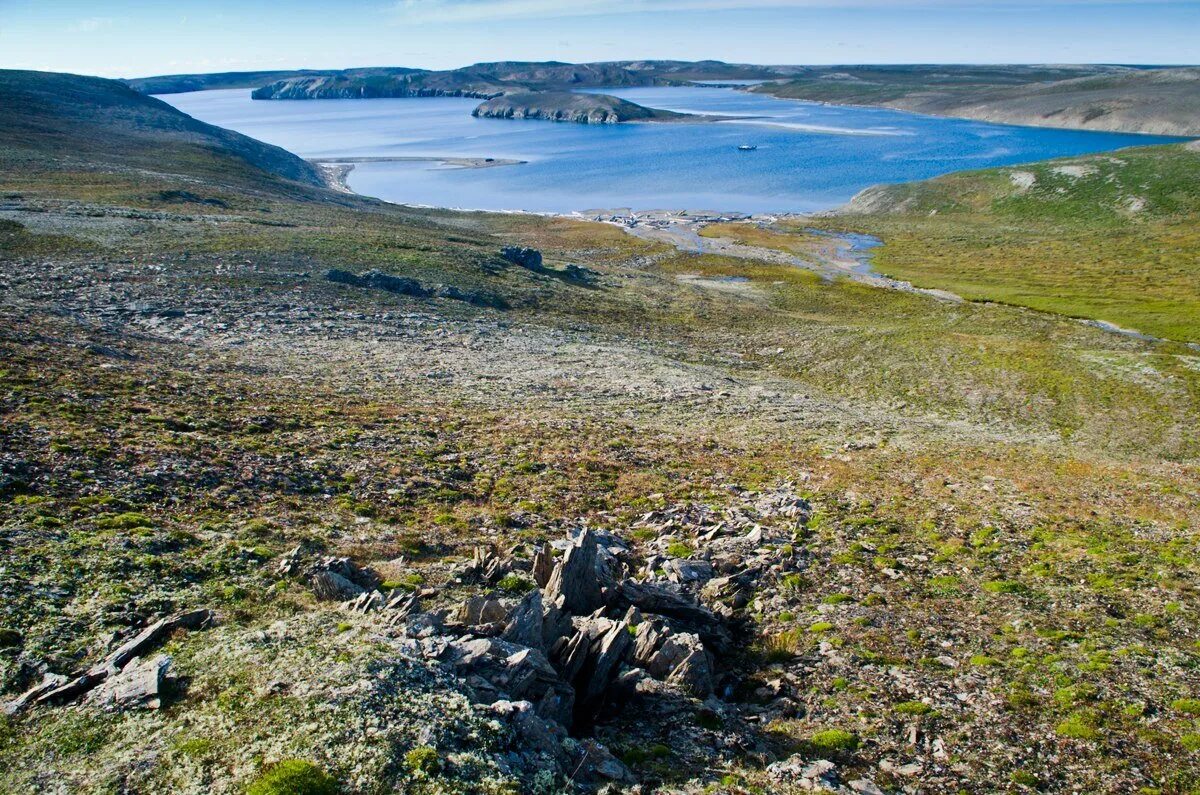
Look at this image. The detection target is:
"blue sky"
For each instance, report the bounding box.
[0,0,1196,78]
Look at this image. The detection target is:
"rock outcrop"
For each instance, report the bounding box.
[324,268,508,308]
[261,486,835,790]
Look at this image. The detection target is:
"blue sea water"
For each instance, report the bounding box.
[162,86,1184,214]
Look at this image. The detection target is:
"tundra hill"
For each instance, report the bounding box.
[757,64,1200,136]
[0,69,324,192]
[146,60,798,98]
[251,70,510,100]
[123,67,426,95]
[246,60,800,100]
[919,67,1200,136]
[248,61,696,100]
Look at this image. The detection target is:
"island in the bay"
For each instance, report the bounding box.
[472,91,704,124]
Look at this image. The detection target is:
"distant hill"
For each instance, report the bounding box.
[471,91,689,124]
[124,70,339,94]
[124,67,428,95]
[252,71,507,100]
[912,67,1200,136]
[138,60,796,100]
[229,60,797,100]
[0,69,323,188]
[756,64,1200,136]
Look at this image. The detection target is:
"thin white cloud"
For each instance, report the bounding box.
[68,17,113,33]
[393,0,1183,24]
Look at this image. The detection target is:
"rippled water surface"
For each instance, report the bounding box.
[163,86,1181,214]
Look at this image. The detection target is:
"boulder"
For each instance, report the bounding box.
[545,529,606,614]
[667,642,715,697]
[8,609,213,713]
[578,619,632,712]
[458,596,508,625]
[311,570,365,601]
[540,595,574,650]
[616,580,732,653]
[489,699,571,766]
[383,591,421,616]
[467,546,512,584]
[631,619,670,668]
[500,590,544,649]
[344,590,383,613]
[644,631,697,679]
[768,756,840,790]
[3,673,68,716]
[315,556,381,591]
[277,544,306,577]
[549,616,631,723]
[664,558,715,585]
[89,654,171,711]
[401,611,445,638]
[102,609,212,673]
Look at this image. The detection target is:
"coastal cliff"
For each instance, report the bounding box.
[471,91,687,124]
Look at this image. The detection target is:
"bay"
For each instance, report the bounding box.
[162,86,1184,214]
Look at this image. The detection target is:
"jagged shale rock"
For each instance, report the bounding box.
[545,528,608,614]
[4,609,213,715]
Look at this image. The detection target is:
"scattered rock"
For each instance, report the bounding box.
[5,609,213,713]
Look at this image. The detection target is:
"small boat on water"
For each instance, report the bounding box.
[737,144,758,151]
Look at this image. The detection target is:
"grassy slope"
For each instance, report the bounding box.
[3,70,1200,794]
[816,143,1200,342]
[756,64,1119,103]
